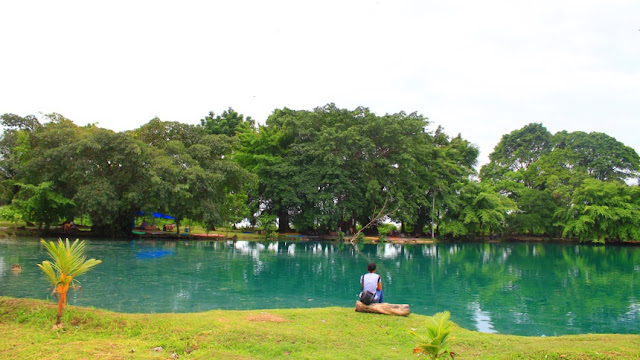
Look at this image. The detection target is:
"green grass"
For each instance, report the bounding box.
[1,297,638,359]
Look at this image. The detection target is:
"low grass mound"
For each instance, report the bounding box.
[1,297,638,359]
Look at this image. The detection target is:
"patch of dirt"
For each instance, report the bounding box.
[69,317,94,327]
[247,313,288,323]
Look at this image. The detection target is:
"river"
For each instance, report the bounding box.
[1,237,638,336]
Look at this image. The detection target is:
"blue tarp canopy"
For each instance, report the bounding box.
[136,211,175,220]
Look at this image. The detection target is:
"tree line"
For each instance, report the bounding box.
[1,105,638,242]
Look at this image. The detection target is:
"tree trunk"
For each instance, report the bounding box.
[414,206,428,237]
[349,217,356,235]
[432,191,436,240]
[355,301,410,316]
[56,296,64,325]
[350,198,394,242]
[361,217,378,236]
[278,208,291,233]
[338,217,356,236]
[175,221,181,237]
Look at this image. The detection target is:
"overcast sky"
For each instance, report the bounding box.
[1,0,639,166]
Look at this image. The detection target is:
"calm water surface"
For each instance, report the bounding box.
[1,237,638,336]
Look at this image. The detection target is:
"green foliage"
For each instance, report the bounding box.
[410,311,455,359]
[221,191,253,229]
[417,129,479,237]
[7,181,74,229]
[0,114,42,205]
[0,204,24,226]
[378,222,397,235]
[508,187,558,235]
[553,130,640,181]
[556,179,640,242]
[140,123,256,234]
[3,111,638,242]
[11,121,148,236]
[440,182,516,237]
[1,116,256,236]
[200,107,256,137]
[257,213,277,239]
[132,117,205,148]
[38,238,102,290]
[0,113,41,132]
[481,123,640,240]
[486,123,552,173]
[234,104,477,236]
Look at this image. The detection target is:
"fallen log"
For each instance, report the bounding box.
[355,301,410,316]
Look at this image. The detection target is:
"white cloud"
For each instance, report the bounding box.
[1,0,638,166]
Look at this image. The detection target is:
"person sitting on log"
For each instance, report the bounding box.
[359,262,383,304]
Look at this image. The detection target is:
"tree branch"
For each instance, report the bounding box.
[349,197,397,243]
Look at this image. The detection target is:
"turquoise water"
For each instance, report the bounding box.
[1,237,639,336]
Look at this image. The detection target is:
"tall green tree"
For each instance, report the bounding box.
[556,179,640,242]
[552,131,640,181]
[200,107,256,137]
[412,128,478,237]
[235,107,301,232]
[0,113,42,203]
[70,128,150,236]
[236,104,477,236]
[4,181,74,230]
[485,123,552,174]
[135,119,255,234]
[11,117,150,236]
[481,123,640,239]
[131,117,205,147]
[440,181,516,237]
[479,124,553,235]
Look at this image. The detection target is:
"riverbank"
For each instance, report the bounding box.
[2,223,639,245]
[1,297,638,359]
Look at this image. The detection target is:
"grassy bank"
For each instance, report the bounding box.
[1,298,638,359]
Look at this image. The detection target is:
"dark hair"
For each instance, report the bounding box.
[367,262,376,272]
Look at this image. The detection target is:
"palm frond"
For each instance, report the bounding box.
[36,260,58,285]
[37,238,101,291]
[410,311,455,359]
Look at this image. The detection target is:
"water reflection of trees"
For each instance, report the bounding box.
[345,242,639,335]
[85,240,640,334]
[2,239,638,336]
[385,243,640,335]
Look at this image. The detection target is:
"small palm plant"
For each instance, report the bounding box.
[410,310,455,359]
[37,238,102,325]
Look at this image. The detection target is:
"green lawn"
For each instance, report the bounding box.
[1,297,638,359]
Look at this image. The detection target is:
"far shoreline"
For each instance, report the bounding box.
[3,225,639,246]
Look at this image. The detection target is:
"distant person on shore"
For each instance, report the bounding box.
[359,262,383,304]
